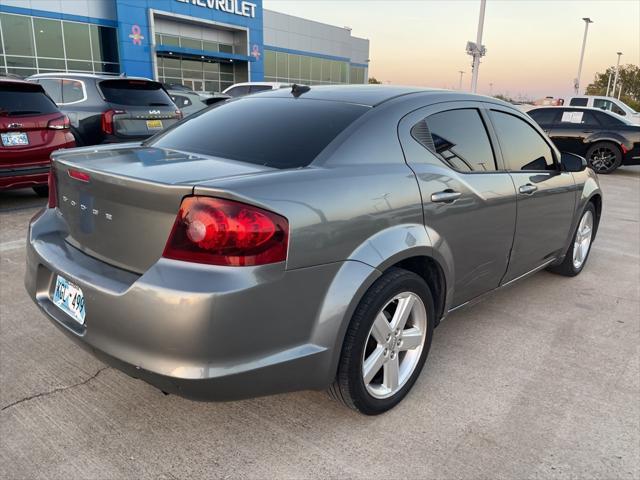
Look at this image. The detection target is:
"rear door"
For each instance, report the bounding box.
[547,108,601,156]
[399,102,517,307]
[487,108,577,282]
[98,79,180,140]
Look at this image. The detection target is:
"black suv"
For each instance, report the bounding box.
[28,73,181,146]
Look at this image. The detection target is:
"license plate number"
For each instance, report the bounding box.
[1,132,29,146]
[52,275,86,325]
[146,119,163,130]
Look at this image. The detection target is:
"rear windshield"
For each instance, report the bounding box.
[0,83,59,116]
[148,97,369,168]
[100,79,173,107]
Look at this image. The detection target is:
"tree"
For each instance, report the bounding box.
[585,64,640,110]
[368,77,382,84]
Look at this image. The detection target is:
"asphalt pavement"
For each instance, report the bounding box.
[1,168,639,479]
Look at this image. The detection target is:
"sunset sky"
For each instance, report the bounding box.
[264,0,640,99]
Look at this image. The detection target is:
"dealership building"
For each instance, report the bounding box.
[0,0,370,92]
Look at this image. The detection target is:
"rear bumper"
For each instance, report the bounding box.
[25,208,376,400]
[0,165,49,189]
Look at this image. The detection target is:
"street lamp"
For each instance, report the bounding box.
[458,70,465,90]
[574,17,593,95]
[466,0,487,93]
[612,52,623,97]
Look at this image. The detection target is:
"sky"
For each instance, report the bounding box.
[264,0,640,99]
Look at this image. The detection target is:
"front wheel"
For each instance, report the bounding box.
[548,203,596,277]
[329,268,435,415]
[586,142,622,174]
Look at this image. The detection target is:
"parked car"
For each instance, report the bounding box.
[26,86,602,415]
[1,77,75,195]
[222,81,291,98]
[528,106,640,173]
[28,73,182,146]
[162,83,214,100]
[168,90,229,117]
[564,95,640,125]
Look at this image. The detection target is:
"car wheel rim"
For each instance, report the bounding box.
[361,292,428,399]
[589,148,616,172]
[573,210,594,269]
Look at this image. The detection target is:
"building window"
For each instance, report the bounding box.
[155,33,234,55]
[264,49,358,85]
[0,12,120,77]
[156,55,245,93]
[349,66,367,84]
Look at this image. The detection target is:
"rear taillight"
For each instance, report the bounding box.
[68,169,90,182]
[48,167,57,208]
[163,196,289,266]
[101,109,125,135]
[47,115,70,130]
[175,109,183,120]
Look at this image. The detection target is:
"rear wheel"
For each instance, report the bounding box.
[586,142,622,174]
[329,268,435,415]
[32,185,49,197]
[548,203,596,277]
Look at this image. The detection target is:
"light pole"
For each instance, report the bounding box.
[467,0,487,93]
[605,72,612,96]
[458,70,465,90]
[574,17,593,95]
[612,52,623,97]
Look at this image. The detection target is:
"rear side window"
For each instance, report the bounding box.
[491,111,555,171]
[249,85,272,94]
[569,98,588,107]
[413,109,496,172]
[528,109,558,125]
[38,79,86,104]
[225,86,249,97]
[0,83,59,116]
[100,80,173,106]
[558,110,599,126]
[595,111,624,126]
[148,97,369,168]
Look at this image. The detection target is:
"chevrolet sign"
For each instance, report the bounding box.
[176,0,257,18]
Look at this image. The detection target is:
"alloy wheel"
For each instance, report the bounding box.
[573,210,594,269]
[589,147,617,172]
[361,292,428,399]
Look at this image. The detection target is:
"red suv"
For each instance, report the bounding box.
[1,78,75,196]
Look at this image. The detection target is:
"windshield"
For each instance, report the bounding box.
[100,79,173,107]
[147,97,369,169]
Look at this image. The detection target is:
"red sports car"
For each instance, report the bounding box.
[0,78,75,196]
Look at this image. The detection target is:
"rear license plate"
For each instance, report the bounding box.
[146,119,163,130]
[1,132,29,146]
[52,275,86,325]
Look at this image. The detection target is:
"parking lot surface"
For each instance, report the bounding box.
[1,168,639,479]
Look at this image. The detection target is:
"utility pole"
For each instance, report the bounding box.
[612,52,623,97]
[458,70,465,90]
[606,73,612,96]
[574,17,593,95]
[467,0,487,93]
[618,83,622,100]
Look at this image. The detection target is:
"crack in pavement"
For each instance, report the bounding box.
[1,367,111,412]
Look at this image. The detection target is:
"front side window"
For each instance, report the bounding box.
[491,111,555,171]
[148,97,369,169]
[558,110,599,126]
[595,111,624,126]
[569,97,588,107]
[528,109,558,125]
[61,79,85,104]
[170,95,192,108]
[413,109,496,172]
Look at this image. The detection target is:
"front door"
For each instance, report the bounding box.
[487,109,577,282]
[399,103,517,307]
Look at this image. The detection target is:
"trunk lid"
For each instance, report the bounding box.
[52,144,273,273]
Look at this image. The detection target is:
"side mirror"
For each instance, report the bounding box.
[560,152,588,172]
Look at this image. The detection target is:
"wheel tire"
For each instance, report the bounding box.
[32,185,49,198]
[328,268,435,415]
[548,203,597,277]
[586,142,622,174]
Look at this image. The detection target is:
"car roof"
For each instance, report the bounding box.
[0,76,36,86]
[226,82,289,88]
[256,84,506,108]
[28,72,155,82]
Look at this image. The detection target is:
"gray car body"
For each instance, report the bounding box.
[25,86,602,401]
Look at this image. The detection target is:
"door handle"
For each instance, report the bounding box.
[431,190,462,203]
[519,184,538,195]
[582,130,594,134]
